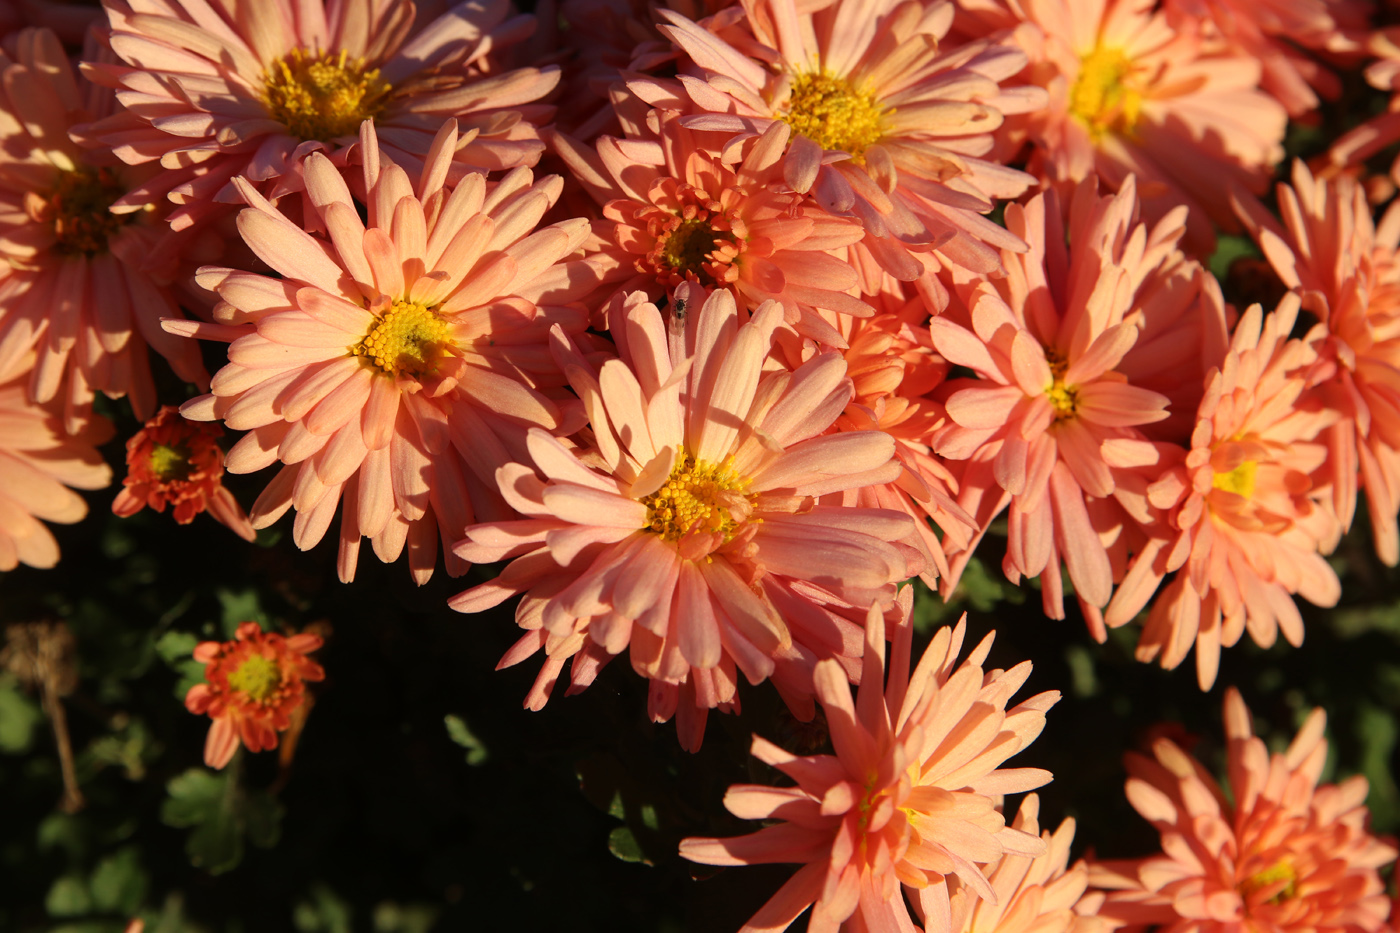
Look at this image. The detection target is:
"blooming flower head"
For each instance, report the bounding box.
[0,355,113,571]
[112,405,255,540]
[450,288,922,749]
[1091,688,1397,933]
[643,0,1042,300]
[1106,296,1341,689]
[980,0,1286,254]
[1234,161,1400,567]
[0,28,208,432]
[185,621,325,769]
[556,114,872,342]
[930,176,1226,633]
[679,608,1059,931]
[166,120,594,584]
[79,0,560,229]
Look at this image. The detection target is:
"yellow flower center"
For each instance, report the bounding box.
[1044,349,1078,420]
[642,452,754,542]
[149,443,193,482]
[778,71,886,161]
[352,301,452,378]
[1240,859,1297,904]
[1070,46,1141,139]
[31,167,131,256]
[227,654,281,703]
[1213,460,1258,499]
[262,48,392,142]
[663,218,736,280]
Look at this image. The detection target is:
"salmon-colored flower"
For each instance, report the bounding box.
[930,176,1226,633]
[1328,28,1400,186]
[450,288,921,749]
[165,120,594,584]
[78,0,559,229]
[185,621,325,769]
[0,28,208,433]
[112,405,255,541]
[1091,688,1397,933]
[1105,297,1341,689]
[0,355,113,570]
[983,0,1286,254]
[1234,162,1400,566]
[642,0,1042,300]
[679,609,1058,932]
[556,115,872,342]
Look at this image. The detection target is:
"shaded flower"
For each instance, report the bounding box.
[185,621,325,769]
[679,609,1058,931]
[0,28,208,432]
[1091,688,1397,933]
[165,120,594,583]
[78,0,560,229]
[1328,27,1400,186]
[1105,297,1341,689]
[644,0,1042,301]
[112,405,255,540]
[450,288,921,749]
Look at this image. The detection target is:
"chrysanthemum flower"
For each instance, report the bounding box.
[976,0,1286,254]
[1234,162,1400,566]
[185,621,325,769]
[1090,688,1397,933]
[642,0,1042,299]
[929,176,1226,632]
[165,120,594,583]
[78,0,560,229]
[112,405,255,540]
[0,355,113,571]
[1329,28,1400,186]
[556,115,872,343]
[1105,297,1341,689]
[450,288,921,749]
[679,608,1058,931]
[0,28,208,433]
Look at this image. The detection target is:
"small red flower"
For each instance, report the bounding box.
[112,406,255,541]
[185,622,325,769]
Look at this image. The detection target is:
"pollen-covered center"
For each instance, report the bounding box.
[149,443,193,483]
[353,301,452,378]
[1213,459,1258,499]
[262,48,392,141]
[1071,46,1141,139]
[642,452,754,542]
[227,654,281,703]
[1044,349,1078,420]
[779,71,886,160]
[28,167,131,256]
[1240,859,1297,905]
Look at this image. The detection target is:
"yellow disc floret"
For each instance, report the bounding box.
[1070,46,1142,139]
[642,451,755,542]
[1240,859,1297,904]
[1044,348,1079,420]
[262,48,392,142]
[149,443,193,482]
[353,301,453,378]
[1213,460,1259,499]
[778,71,887,160]
[227,654,281,703]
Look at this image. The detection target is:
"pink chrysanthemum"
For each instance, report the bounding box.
[1091,688,1397,933]
[930,176,1227,634]
[556,115,872,343]
[450,288,922,749]
[972,0,1286,254]
[78,0,560,229]
[1329,28,1400,186]
[1235,161,1400,566]
[0,28,208,433]
[1105,297,1341,689]
[165,120,594,583]
[185,621,325,769]
[112,404,255,540]
[0,355,113,571]
[679,609,1058,932]
[639,0,1043,300]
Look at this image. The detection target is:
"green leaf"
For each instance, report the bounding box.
[606,827,652,866]
[294,884,352,933]
[45,875,91,918]
[0,675,41,754]
[243,789,284,850]
[161,768,242,874]
[154,631,198,666]
[443,714,488,766]
[1209,233,1260,280]
[215,588,267,637]
[88,847,147,915]
[372,902,439,933]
